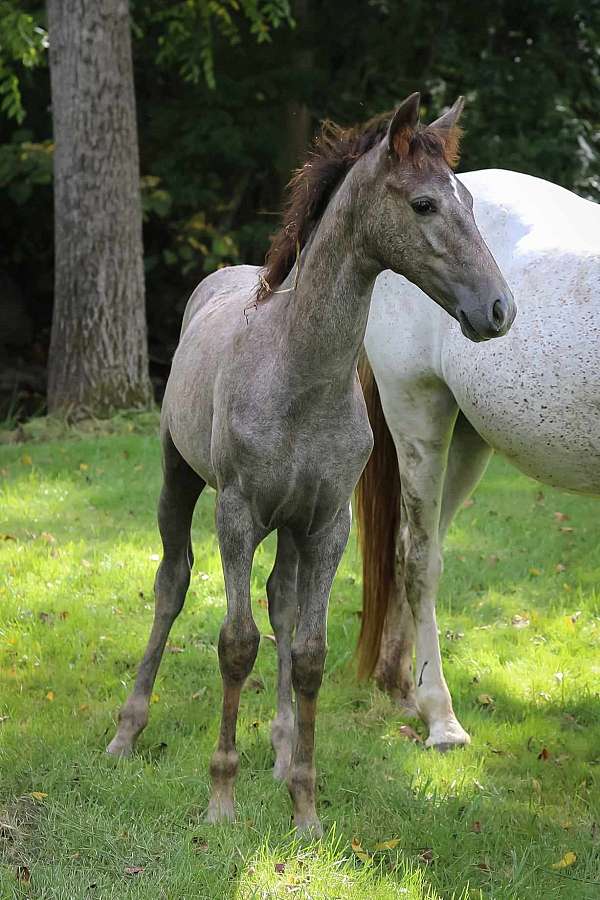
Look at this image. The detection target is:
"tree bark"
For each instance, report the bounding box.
[47,0,152,415]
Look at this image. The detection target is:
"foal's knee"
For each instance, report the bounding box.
[291,636,327,698]
[218,617,260,684]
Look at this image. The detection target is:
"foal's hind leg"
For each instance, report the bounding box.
[206,488,261,824]
[107,433,204,757]
[267,529,299,780]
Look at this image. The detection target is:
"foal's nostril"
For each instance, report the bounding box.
[492,298,507,330]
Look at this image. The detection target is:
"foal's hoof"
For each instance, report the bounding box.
[205,796,235,825]
[106,735,134,758]
[294,816,323,840]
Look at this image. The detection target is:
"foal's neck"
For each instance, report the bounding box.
[280,172,378,386]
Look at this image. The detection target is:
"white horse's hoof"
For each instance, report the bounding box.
[425,720,471,751]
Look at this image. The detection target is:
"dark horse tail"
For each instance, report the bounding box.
[355,355,401,680]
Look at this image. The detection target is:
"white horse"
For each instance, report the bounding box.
[356,168,600,750]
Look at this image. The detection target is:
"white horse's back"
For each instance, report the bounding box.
[366,168,600,494]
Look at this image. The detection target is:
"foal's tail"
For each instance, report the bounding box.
[355,355,401,680]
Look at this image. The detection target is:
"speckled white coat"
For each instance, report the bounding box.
[367,168,600,495]
[363,169,600,748]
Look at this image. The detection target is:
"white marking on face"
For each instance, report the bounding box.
[449,173,462,205]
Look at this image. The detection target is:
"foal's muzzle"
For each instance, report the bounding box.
[458,291,516,342]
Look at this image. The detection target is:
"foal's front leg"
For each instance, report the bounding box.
[288,507,351,836]
[206,489,261,824]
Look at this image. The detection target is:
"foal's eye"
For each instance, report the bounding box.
[411,198,436,215]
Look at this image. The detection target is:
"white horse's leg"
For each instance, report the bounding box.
[375,411,492,746]
[380,380,472,749]
[439,412,493,538]
[373,575,417,716]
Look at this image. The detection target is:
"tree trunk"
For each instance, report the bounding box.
[47,0,152,416]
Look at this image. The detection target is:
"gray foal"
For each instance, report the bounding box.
[107,93,513,834]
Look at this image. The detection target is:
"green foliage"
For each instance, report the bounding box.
[2,0,600,388]
[0,434,599,897]
[0,128,52,203]
[0,1,47,122]
[132,0,292,88]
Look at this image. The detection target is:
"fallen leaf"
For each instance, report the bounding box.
[274,862,286,874]
[151,693,160,703]
[554,511,569,522]
[166,644,185,653]
[0,715,10,723]
[192,837,208,851]
[560,526,574,534]
[373,838,400,851]
[531,778,542,795]
[21,454,32,466]
[560,819,573,830]
[30,791,47,800]
[351,837,369,862]
[46,691,55,701]
[555,563,566,573]
[537,747,550,761]
[462,498,475,509]
[471,821,482,833]
[398,725,422,742]
[59,611,69,620]
[124,866,145,876]
[191,688,207,700]
[16,866,30,882]
[477,693,495,707]
[512,614,530,628]
[262,634,277,645]
[551,851,576,870]
[79,463,89,471]
[418,848,434,864]
[1,533,16,541]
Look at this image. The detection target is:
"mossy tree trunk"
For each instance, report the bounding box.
[47,0,152,416]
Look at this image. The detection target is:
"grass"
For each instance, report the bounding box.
[0,417,599,899]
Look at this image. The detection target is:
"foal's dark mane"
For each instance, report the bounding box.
[258,111,461,302]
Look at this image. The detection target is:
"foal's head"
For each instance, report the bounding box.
[262,93,515,342]
[359,92,515,340]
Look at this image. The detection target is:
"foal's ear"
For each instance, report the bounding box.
[387,92,421,157]
[427,96,465,166]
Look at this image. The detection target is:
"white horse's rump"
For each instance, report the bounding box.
[361,169,600,747]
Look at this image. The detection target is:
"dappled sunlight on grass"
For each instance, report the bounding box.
[1,440,599,897]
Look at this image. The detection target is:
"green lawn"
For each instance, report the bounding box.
[0,416,599,899]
